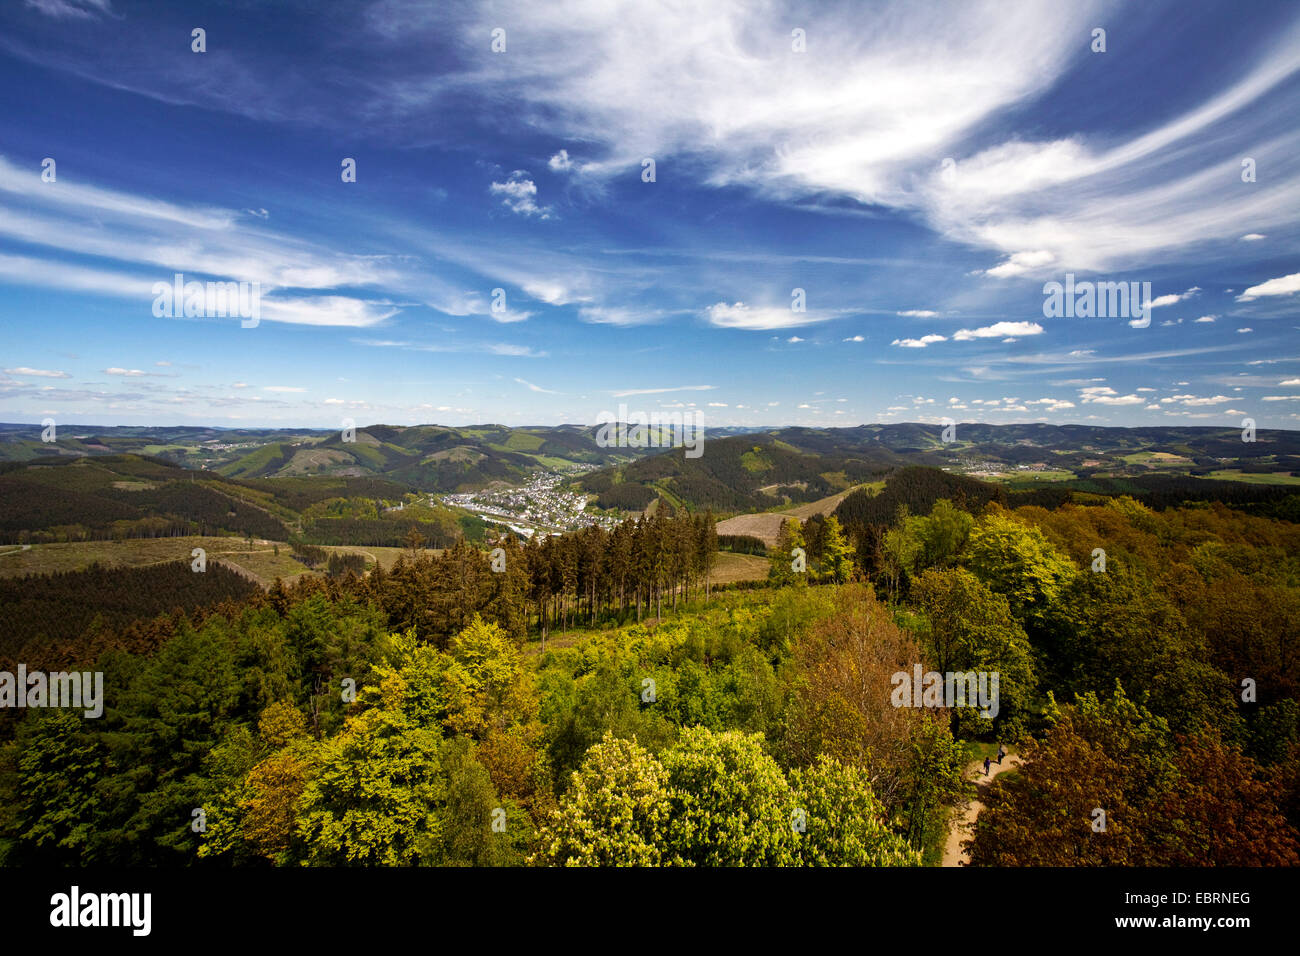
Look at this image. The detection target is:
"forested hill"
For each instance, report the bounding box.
[6,420,1298,500]
[833,467,1007,528]
[833,465,1300,536]
[0,422,672,490]
[0,454,473,546]
[576,422,1300,515]
[577,433,905,512]
[771,422,1300,460]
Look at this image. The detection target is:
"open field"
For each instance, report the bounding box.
[1121,451,1191,465]
[1205,469,1300,485]
[710,551,769,584]
[778,482,879,520]
[715,512,789,547]
[0,537,442,585]
[991,469,1078,483]
[720,481,883,545]
[0,536,313,584]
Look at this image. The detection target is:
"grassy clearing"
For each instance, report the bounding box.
[0,536,309,582]
[715,512,788,547]
[711,551,769,585]
[0,537,451,582]
[527,455,577,469]
[1206,470,1300,485]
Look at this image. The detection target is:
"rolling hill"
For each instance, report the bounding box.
[573,422,1300,515]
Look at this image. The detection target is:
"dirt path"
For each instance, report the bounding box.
[942,752,1022,867]
[326,546,379,563]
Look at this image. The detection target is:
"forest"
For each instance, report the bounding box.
[1,468,1298,867]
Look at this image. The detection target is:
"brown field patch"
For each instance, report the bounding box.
[710,551,769,584]
[715,512,790,547]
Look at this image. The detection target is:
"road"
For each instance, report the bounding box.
[942,751,1022,867]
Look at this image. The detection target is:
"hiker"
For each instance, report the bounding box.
[983,756,991,776]
[997,744,1006,765]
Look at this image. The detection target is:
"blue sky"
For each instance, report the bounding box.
[1,0,1298,430]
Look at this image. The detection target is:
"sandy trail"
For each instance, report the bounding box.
[942,752,1022,867]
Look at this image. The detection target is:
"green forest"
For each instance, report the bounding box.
[2,469,1298,867]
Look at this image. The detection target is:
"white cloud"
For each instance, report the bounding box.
[1150,287,1201,308]
[20,1,1300,280]
[1240,233,1267,241]
[1237,327,1253,333]
[547,149,573,172]
[705,301,822,330]
[104,367,146,376]
[489,171,551,218]
[3,366,69,378]
[982,250,1055,278]
[264,386,306,393]
[1237,272,1300,302]
[1192,315,1217,323]
[787,336,804,343]
[1080,386,1143,405]
[260,296,398,328]
[898,309,939,318]
[892,334,947,348]
[843,334,865,342]
[952,321,1043,340]
[1025,397,1076,411]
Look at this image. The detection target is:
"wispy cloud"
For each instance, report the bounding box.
[610,385,716,398]
[514,377,559,394]
[24,0,113,20]
[705,301,824,331]
[4,366,68,378]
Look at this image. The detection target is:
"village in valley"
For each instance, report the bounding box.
[438,469,623,538]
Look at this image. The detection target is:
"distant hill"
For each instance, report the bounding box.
[0,454,486,547]
[574,422,1300,515]
[0,422,664,492]
[4,421,1297,518]
[576,433,903,513]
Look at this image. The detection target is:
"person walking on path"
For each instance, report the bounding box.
[983,756,991,776]
[997,744,1006,765]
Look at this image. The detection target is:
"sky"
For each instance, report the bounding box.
[0,0,1298,431]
